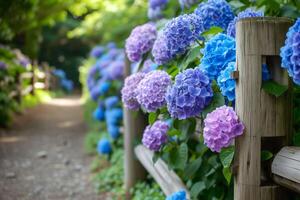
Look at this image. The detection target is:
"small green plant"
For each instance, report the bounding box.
[131,179,164,200]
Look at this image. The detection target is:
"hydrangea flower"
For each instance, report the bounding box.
[166,190,186,200]
[121,72,146,110]
[97,139,112,155]
[280,18,300,85]
[227,8,264,38]
[152,14,204,65]
[179,0,198,9]
[107,42,117,49]
[142,59,158,73]
[90,46,105,58]
[93,103,105,121]
[217,62,236,101]
[148,7,163,20]
[200,33,236,80]
[262,64,271,81]
[148,0,168,20]
[136,70,171,112]
[203,106,244,152]
[53,69,66,79]
[125,23,157,62]
[194,0,234,31]
[107,125,120,139]
[103,61,124,80]
[166,68,213,119]
[142,120,169,151]
[149,0,168,9]
[61,79,74,92]
[0,61,7,70]
[105,108,123,125]
[105,96,119,109]
[90,81,111,101]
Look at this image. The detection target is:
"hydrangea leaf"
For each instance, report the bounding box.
[168,129,181,136]
[178,143,188,170]
[219,146,234,168]
[201,26,223,40]
[293,133,300,146]
[222,167,232,185]
[179,45,202,70]
[202,93,225,118]
[183,157,202,179]
[148,112,158,125]
[261,150,273,161]
[262,80,288,97]
[190,181,205,199]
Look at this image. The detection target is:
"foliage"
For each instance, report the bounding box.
[131,180,165,200]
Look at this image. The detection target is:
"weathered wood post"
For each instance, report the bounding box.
[234,17,293,200]
[123,57,147,199]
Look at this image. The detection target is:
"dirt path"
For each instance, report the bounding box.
[0,96,104,200]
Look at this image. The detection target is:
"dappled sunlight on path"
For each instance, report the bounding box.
[0,96,104,200]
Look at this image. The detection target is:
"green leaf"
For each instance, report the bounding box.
[152,152,160,164]
[222,167,232,185]
[262,80,288,97]
[178,143,188,170]
[190,181,206,199]
[219,146,235,168]
[261,150,273,161]
[179,46,202,70]
[202,93,225,118]
[183,157,202,179]
[148,112,157,125]
[201,26,224,40]
[168,129,181,136]
[293,133,300,147]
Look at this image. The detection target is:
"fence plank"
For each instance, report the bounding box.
[134,145,190,198]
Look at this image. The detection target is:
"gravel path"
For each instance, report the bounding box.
[0,96,106,200]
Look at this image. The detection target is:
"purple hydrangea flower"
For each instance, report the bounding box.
[227,9,264,38]
[136,70,171,112]
[90,46,105,58]
[0,61,7,70]
[148,7,163,20]
[280,18,300,85]
[194,0,234,31]
[166,68,213,119]
[166,190,186,200]
[152,14,204,65]
[179,0,199,9]
[142,120,169,151]
[149,0,168,9]
[103,60,124,80]
[203,106,244,152]
[142,59,158,73]
[121,72,146,110]
[217,62,236,101]
[199,33,236,80]
[125,23,157,62]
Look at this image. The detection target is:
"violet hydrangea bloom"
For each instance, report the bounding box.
[199,33,236,80]
[166,68,213,119]
[227,8,264,38]
[0,61,7,70]
[142,120,169,151]
[136,70,171,112]
[280,18,300,85]
[203,106,244,152]
[149,0,168,9]
[152,14,204,65]
[103,60,124,80]
[142,59,158,73]
[90,46,105,58]
[148,0,168,20]
[194,0,234,31]
[121,72,146,110]
[125,23,157,62]
[166,190,186,200]
[179,0,199,9]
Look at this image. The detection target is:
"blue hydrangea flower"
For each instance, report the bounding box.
[105,108,123,125]
[107,42,117,49]
[194,0,234,31]
[148,7,163,20]
[262,64,271,81]
[90,46,105,58]
[227,9,264,38]
[280,18,300,85]
[102,60,124,80]
[97,139,112,155]
[179,0,199,9]
[107,125,120,139]
[152,14,204,64]
[61,79,74,92]
[53,69,66,79]
[99,81,111,94]
[149,0,168,9]
[199,33,236,80]
[166,190,186,200]
[105,96,119,109]
[166,68,213,119]
[217,62,236,101]
[93,103,105,121]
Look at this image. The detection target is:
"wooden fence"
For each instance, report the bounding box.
[123,17,300,200]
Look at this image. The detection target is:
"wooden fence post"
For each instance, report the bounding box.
[123,57,147,199]
[234,17,293,200]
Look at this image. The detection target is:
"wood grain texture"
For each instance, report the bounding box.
[234,17,293,200]
[134,145,190,199]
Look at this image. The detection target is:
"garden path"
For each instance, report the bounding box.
[0,96,107,200]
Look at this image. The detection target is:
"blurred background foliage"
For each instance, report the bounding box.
[0,0,299,86]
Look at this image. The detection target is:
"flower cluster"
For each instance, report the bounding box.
[152,14,204,65]
[136,70,171,112]
[97,138,112,155]
[179,0,198,9]
[142,59,158,73]
[121,72,146,110]
[0,61,7,70]
[194,0,234,31]
[142,120,169,151]
[262,64,271,81]
[105,108,123,139]
[125,23,157,62]
[90,46,105,58]
[166,68,213,119]
[93,102,105,121]
[200,33,236,80]
[217,62,236,101]
[203,106,244,152]
[148,0,168,20]
[166,190,186,200]
[52,69,74,92]
[103,60,124,80]
[280,18,300,85]
[105,96,119,109]
[227,8,264,38]
[149,0,168,9]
